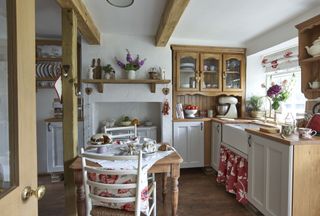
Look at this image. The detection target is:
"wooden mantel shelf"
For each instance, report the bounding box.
[82,79,171,93]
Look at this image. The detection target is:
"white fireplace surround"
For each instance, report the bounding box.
[83,83,172,144]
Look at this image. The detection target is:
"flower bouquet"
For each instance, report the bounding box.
[262,74,295,111]
[115,49,146,79]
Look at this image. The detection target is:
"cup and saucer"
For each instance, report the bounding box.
[298,128,317,139]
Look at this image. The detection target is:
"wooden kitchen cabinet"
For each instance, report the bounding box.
[248,134,293,216]
[296,15,320,99]
[176,52,200,92]
[173,121,204,168]
[172,45,246,97]
[46,121,84,173]
[223,54,245,92]
[211,122,222,171]
[200,53,222,92]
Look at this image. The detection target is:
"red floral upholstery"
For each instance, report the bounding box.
[88,171,149,213]
[216,145,248,204]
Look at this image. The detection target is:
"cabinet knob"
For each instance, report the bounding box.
[47,123,52,132]
[201,123,203,131]
[216,124,220,133]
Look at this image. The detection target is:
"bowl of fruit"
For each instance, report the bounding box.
[184,105,198,118]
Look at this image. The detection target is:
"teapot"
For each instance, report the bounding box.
[309,80,320,89]
[305,36,320,57]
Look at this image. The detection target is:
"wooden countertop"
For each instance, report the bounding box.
[173,118,212,122]
[210,118,252,124]
[173,117,252,123]
[246,128,320,145]
[45,117,84,122]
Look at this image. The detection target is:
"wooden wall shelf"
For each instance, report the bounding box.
[296,15,320,99]
[82,79,171,93]
[36,57,62,62]
[36,77,57,81]
[300,56,320,64]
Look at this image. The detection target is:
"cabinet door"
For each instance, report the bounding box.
[176,52,200,92]
[200,53,222,92]
[248,134,293,216]
[211,122,222,171]
[173,123,188,168]
[46,122,84,173]
[187,123,204,168]
[174,122,204,168]
[46,122,64,173]
[223,54,245,92]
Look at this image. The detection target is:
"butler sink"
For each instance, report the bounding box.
[222,123,260,155]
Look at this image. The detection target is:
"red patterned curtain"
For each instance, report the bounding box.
[216,145,248,204]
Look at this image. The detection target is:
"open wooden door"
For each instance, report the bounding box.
[0,0,41,215]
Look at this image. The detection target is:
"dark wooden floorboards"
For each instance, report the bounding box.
[38,168,257,216]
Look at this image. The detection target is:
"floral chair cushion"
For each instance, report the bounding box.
[88,170,149,214]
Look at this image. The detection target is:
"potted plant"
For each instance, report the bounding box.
[115,49,146,80]
[102,64,115,80]
[248,96,264,118]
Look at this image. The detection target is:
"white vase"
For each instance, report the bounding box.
[127,70,136,80]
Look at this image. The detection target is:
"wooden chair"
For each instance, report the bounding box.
[105,125,155,183]
[104,125,137,140]
[81,148,156,216]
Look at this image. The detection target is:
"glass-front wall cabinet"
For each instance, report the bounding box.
[177,52,199,92]
[200,53,222,92]
[223,54,244,91]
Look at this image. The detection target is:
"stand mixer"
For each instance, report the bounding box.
[216,96,238,118]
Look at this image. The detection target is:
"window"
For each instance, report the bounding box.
[265,67,306,121]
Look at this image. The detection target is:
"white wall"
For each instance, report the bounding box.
[245,5,320,55]
[82,34,173,144]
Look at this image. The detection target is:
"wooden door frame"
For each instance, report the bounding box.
[0,0,38,214]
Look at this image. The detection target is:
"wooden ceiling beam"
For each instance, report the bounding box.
[155,0,190,47]
[57,0,100,45]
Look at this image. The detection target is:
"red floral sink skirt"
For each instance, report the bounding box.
[216,145,248,204]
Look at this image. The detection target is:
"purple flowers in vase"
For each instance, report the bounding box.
[115,49,146,71]
[262,74,295,111]
[267,84,282,98]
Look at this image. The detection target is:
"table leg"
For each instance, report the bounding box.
[74,170,86,216]
[162,172,168,203]
[171,164,180,216]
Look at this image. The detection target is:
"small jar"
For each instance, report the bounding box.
[208,110,213,118]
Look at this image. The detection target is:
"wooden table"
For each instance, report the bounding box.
[70,151,183,216]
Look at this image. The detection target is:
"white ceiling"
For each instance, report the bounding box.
[82,0,167,36]
[172,0,320,44]
[36,0,320,44]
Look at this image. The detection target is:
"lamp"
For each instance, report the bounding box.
[106,0,134,8]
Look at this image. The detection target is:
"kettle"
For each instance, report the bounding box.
[307,114,320,133]
[308,80,320,89]
[305,36,320,57]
